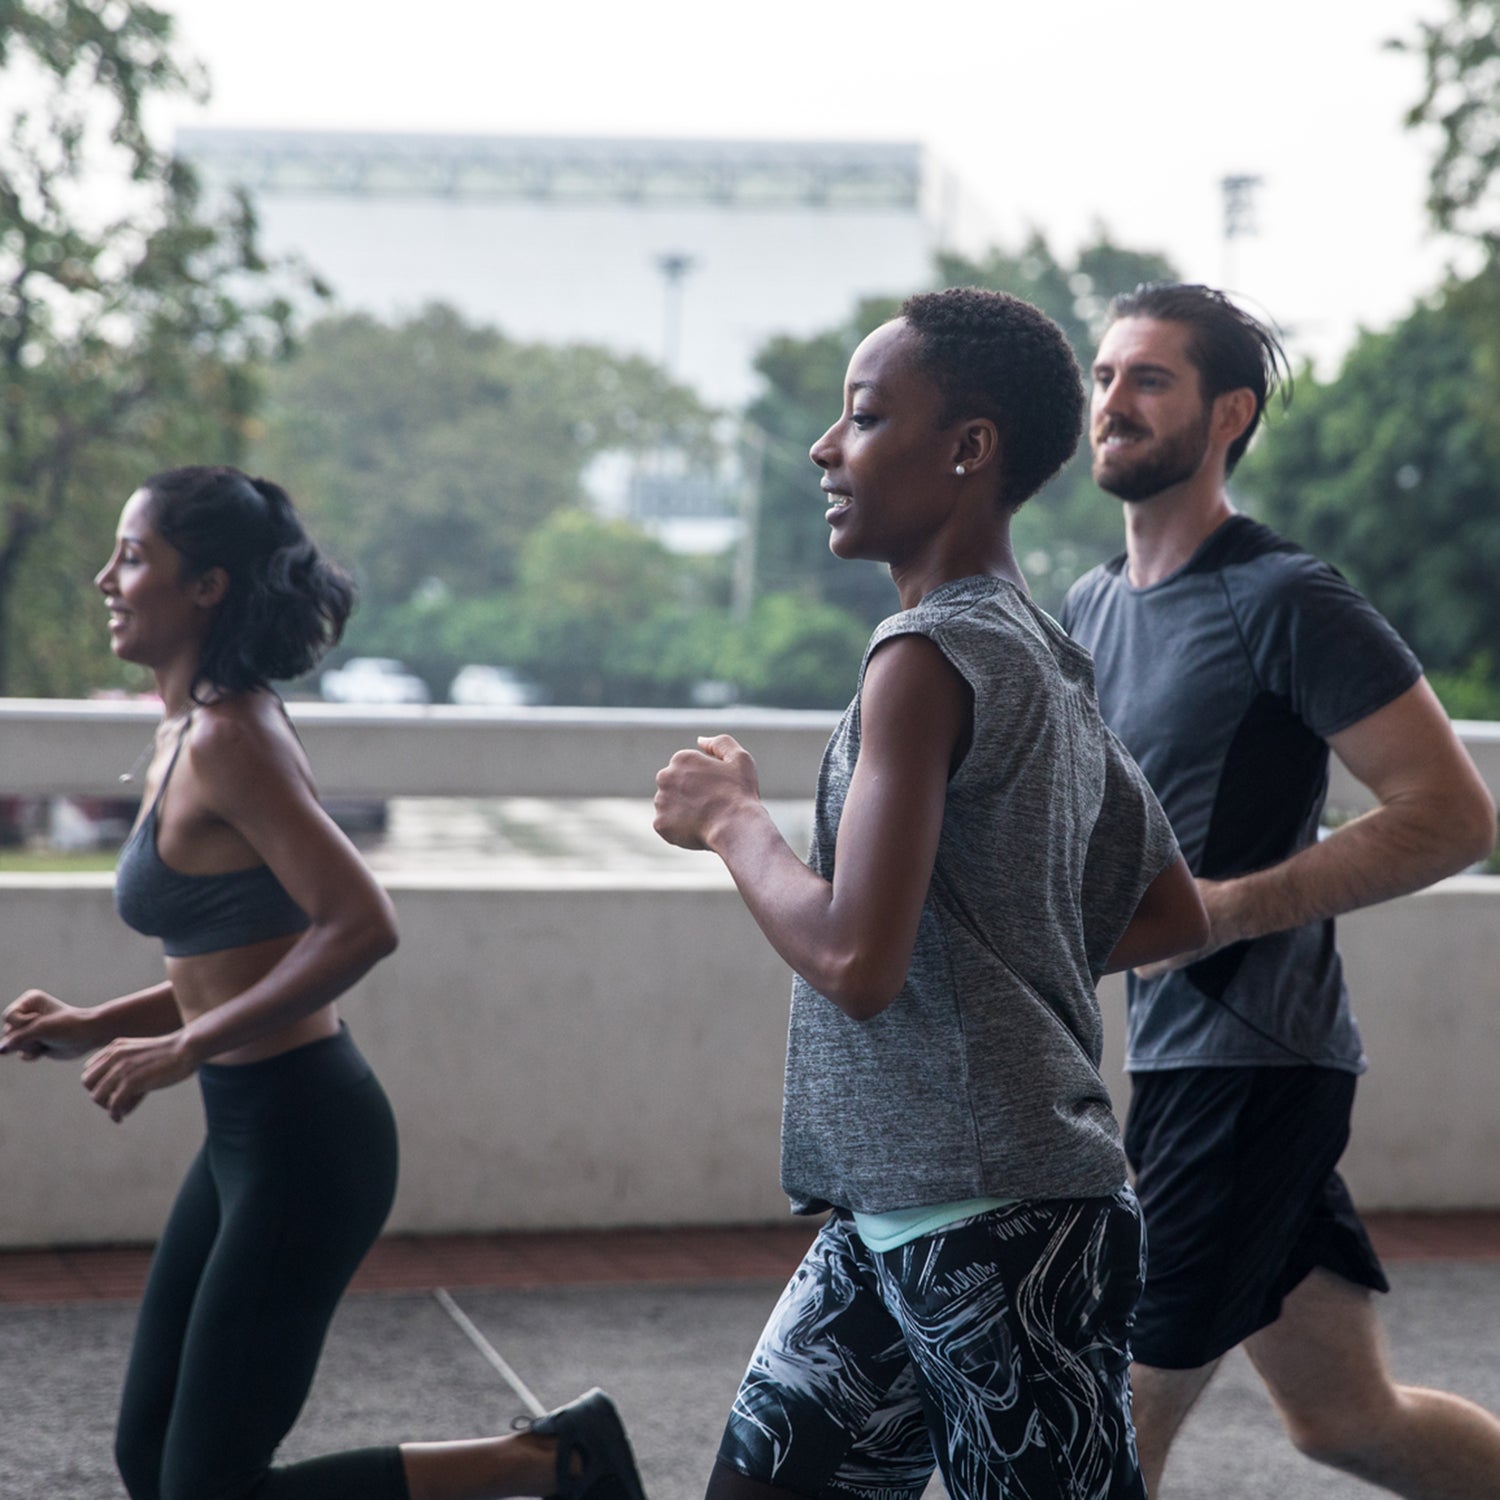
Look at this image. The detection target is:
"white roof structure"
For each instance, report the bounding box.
[176,128,951,408]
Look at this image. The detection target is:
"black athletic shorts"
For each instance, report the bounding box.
[1124,1065,1389,1370]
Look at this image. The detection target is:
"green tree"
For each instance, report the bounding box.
[0,0,306,694]
[1427,653,1500,721]
[1397,2,1500,459]
[723,592,871,709]
[251,305,721,610]
[474,509,725,706]
[746,300,900,629]
[1397,0,1500,251]
[1236,273,1500,678]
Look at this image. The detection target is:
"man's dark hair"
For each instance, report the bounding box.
[1105,282,1292,474]
[900,286,1084,509]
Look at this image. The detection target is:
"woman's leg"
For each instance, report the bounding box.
[155,1041,404,1500]
[115,1145,221,1500]
[876,1193,1147,1500]
[401,1387,645,1500]
[713,1213,936,1500]
[140,1035,648,1500]
[704,1457,812,1500]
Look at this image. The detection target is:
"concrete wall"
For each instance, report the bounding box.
[0,873,795,1244]
[0,704,1497,1246]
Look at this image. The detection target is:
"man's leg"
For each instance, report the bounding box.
[1127,1359,1219,1496]
[1245,1267,1500,1498]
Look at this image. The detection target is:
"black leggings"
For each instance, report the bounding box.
[115,1027,410,1500]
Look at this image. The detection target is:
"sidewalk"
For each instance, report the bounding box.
[5,1218,1500,1500]
[6,1212,1499,1305]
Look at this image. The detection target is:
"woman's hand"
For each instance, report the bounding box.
[653,637,968,1021]
[1,990,98,1061]
[653,734,763,852]
[80,1032,199,1123]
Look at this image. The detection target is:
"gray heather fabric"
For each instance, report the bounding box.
[1061,515,1422,1072]
[781,576,1179,1215]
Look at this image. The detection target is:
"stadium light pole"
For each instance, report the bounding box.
[656,251,697,373]
[1220,173,1263,291]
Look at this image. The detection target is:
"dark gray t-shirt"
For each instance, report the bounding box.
[780,576,1179,1215]
[1061,515,1422,1073]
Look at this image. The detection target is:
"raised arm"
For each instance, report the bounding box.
[654,634,967,1021]
[1139,678,1495,976]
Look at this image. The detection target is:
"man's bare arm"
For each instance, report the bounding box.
[1138,678,1495,976]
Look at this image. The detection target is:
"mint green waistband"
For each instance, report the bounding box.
[851,1196,1018,1253]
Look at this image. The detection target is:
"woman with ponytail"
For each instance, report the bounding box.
[1,468,646,1500]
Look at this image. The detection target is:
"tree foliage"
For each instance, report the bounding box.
[746,301,901,627]
[1237,266,1500,679]
[351,510,730,707]
[253,302,877,709]
[250,305,722,609]
[506,509,712,706]
[721,592,871,709]
[0,0,308,694]
[349,511,870,710]
[1397,0,1500,251]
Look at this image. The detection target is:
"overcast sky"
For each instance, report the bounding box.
[153,0,1469,371]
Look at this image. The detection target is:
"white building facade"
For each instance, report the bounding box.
[176,128,952,410]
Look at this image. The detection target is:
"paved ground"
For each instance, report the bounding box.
[5,1247,1500,1500]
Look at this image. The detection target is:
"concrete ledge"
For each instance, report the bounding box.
[2,705,1496,1246]
[0,699,840,799]
[3,873,1497,1246]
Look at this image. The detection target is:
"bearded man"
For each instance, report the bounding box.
[1062,283,1500,1499]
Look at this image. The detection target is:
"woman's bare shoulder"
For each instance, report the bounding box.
[183,693,307,788]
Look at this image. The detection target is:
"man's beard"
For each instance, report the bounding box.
[1093,408,1212,503]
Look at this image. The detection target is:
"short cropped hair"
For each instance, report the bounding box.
[900,287,1084,509]
[1105,283,1292,474]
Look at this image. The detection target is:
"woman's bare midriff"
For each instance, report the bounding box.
[167,932,340,1065]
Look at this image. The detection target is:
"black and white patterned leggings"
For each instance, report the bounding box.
[716,1191,1147,1500]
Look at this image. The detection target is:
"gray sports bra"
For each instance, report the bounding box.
[114,720,310,958]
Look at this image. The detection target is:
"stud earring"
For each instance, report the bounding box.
[955,464,966,476]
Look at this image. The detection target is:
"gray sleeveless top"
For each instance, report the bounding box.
[780,576,1178,1214]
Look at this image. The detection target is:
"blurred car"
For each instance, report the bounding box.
[447,663,542,707]
[320,657,430,705]
[48,795,140,852]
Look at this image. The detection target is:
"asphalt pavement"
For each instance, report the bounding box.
[7,1261,1500,1500]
